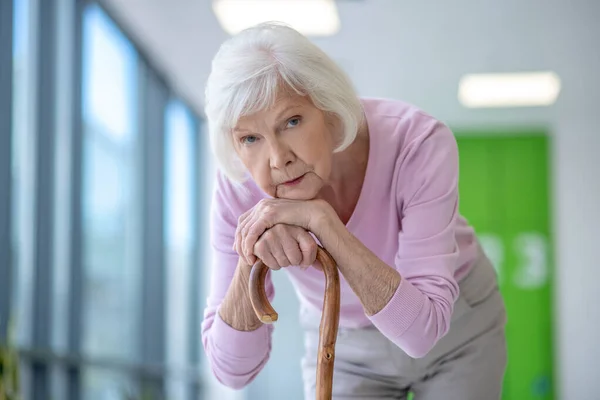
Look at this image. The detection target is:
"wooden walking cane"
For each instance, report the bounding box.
[248,246,340,400]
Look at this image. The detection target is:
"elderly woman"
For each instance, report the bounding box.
[201,22,507,400]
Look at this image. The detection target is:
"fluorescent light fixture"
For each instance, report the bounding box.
[458,71,561,108]
[212,0,341,36]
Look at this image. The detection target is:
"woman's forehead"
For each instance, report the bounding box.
[234,94,313,129]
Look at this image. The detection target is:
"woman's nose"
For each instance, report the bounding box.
[269,140,294,169]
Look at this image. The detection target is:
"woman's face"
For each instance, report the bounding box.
[232,91,337,200]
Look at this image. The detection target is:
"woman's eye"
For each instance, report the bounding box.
[286,117,301,128]
[241,135,258,145]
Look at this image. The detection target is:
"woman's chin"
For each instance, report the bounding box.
[276,190,316,201]
[276,184,319,200]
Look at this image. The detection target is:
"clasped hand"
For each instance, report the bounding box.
[233,198,329,271]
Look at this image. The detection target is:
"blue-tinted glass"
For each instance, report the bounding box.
[80,4,140,396]
[13,0,28,56]
[11,0,34,349]
[165,101,195,248]
[164,100,196,399]
[82,4,137,143]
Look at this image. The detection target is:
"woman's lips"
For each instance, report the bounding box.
[282,174,305,186]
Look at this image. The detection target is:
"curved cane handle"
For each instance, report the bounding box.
[248,246,340,400]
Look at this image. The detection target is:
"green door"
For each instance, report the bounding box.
[456,133,554,400]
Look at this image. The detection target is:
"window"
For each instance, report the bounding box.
[164,100,197,399]
[3,1,205,398]
[11,0,35,350]
[81,3,141,396]
[10,0,35,396]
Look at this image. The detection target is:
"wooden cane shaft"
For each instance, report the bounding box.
[248,246,340,400]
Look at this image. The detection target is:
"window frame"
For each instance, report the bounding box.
[0,0,15,348]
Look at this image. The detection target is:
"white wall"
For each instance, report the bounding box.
[551,126,600,399]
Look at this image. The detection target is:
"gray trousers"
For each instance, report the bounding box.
[300,250,507,400]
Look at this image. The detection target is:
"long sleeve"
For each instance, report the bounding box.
[368,120,461,358]
[200,172,275,389]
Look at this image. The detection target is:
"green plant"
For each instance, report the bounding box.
[0,319,21,400]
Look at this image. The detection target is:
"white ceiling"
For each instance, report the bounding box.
[102,0,599,127]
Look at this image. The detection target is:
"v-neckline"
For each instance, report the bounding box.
[343,102,375,232]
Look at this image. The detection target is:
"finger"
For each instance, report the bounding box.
[243,215,269,265]
[295,229,318,267]
[265,256,282,270]
[257,251,280,270]
[235,211,252,256]
[239,212,259,264]
[254,238,281,270]
[268,237,292,269]
[242,199,279,262]
[281,229,304,266]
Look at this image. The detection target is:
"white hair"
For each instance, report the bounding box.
[204,22,364,183]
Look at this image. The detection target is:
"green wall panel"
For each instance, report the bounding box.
[455,134,554,400]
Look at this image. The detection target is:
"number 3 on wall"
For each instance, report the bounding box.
[478,232,549,290]
[513,233,549,289]
[478,234,505,284]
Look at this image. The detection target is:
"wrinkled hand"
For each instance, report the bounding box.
[251,224,319,270]
[234,198,328,266]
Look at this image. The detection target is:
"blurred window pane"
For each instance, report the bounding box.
[80,5,140,398]
[12,0,35,350]
[164,100,196,399]
[82,368,134,400]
